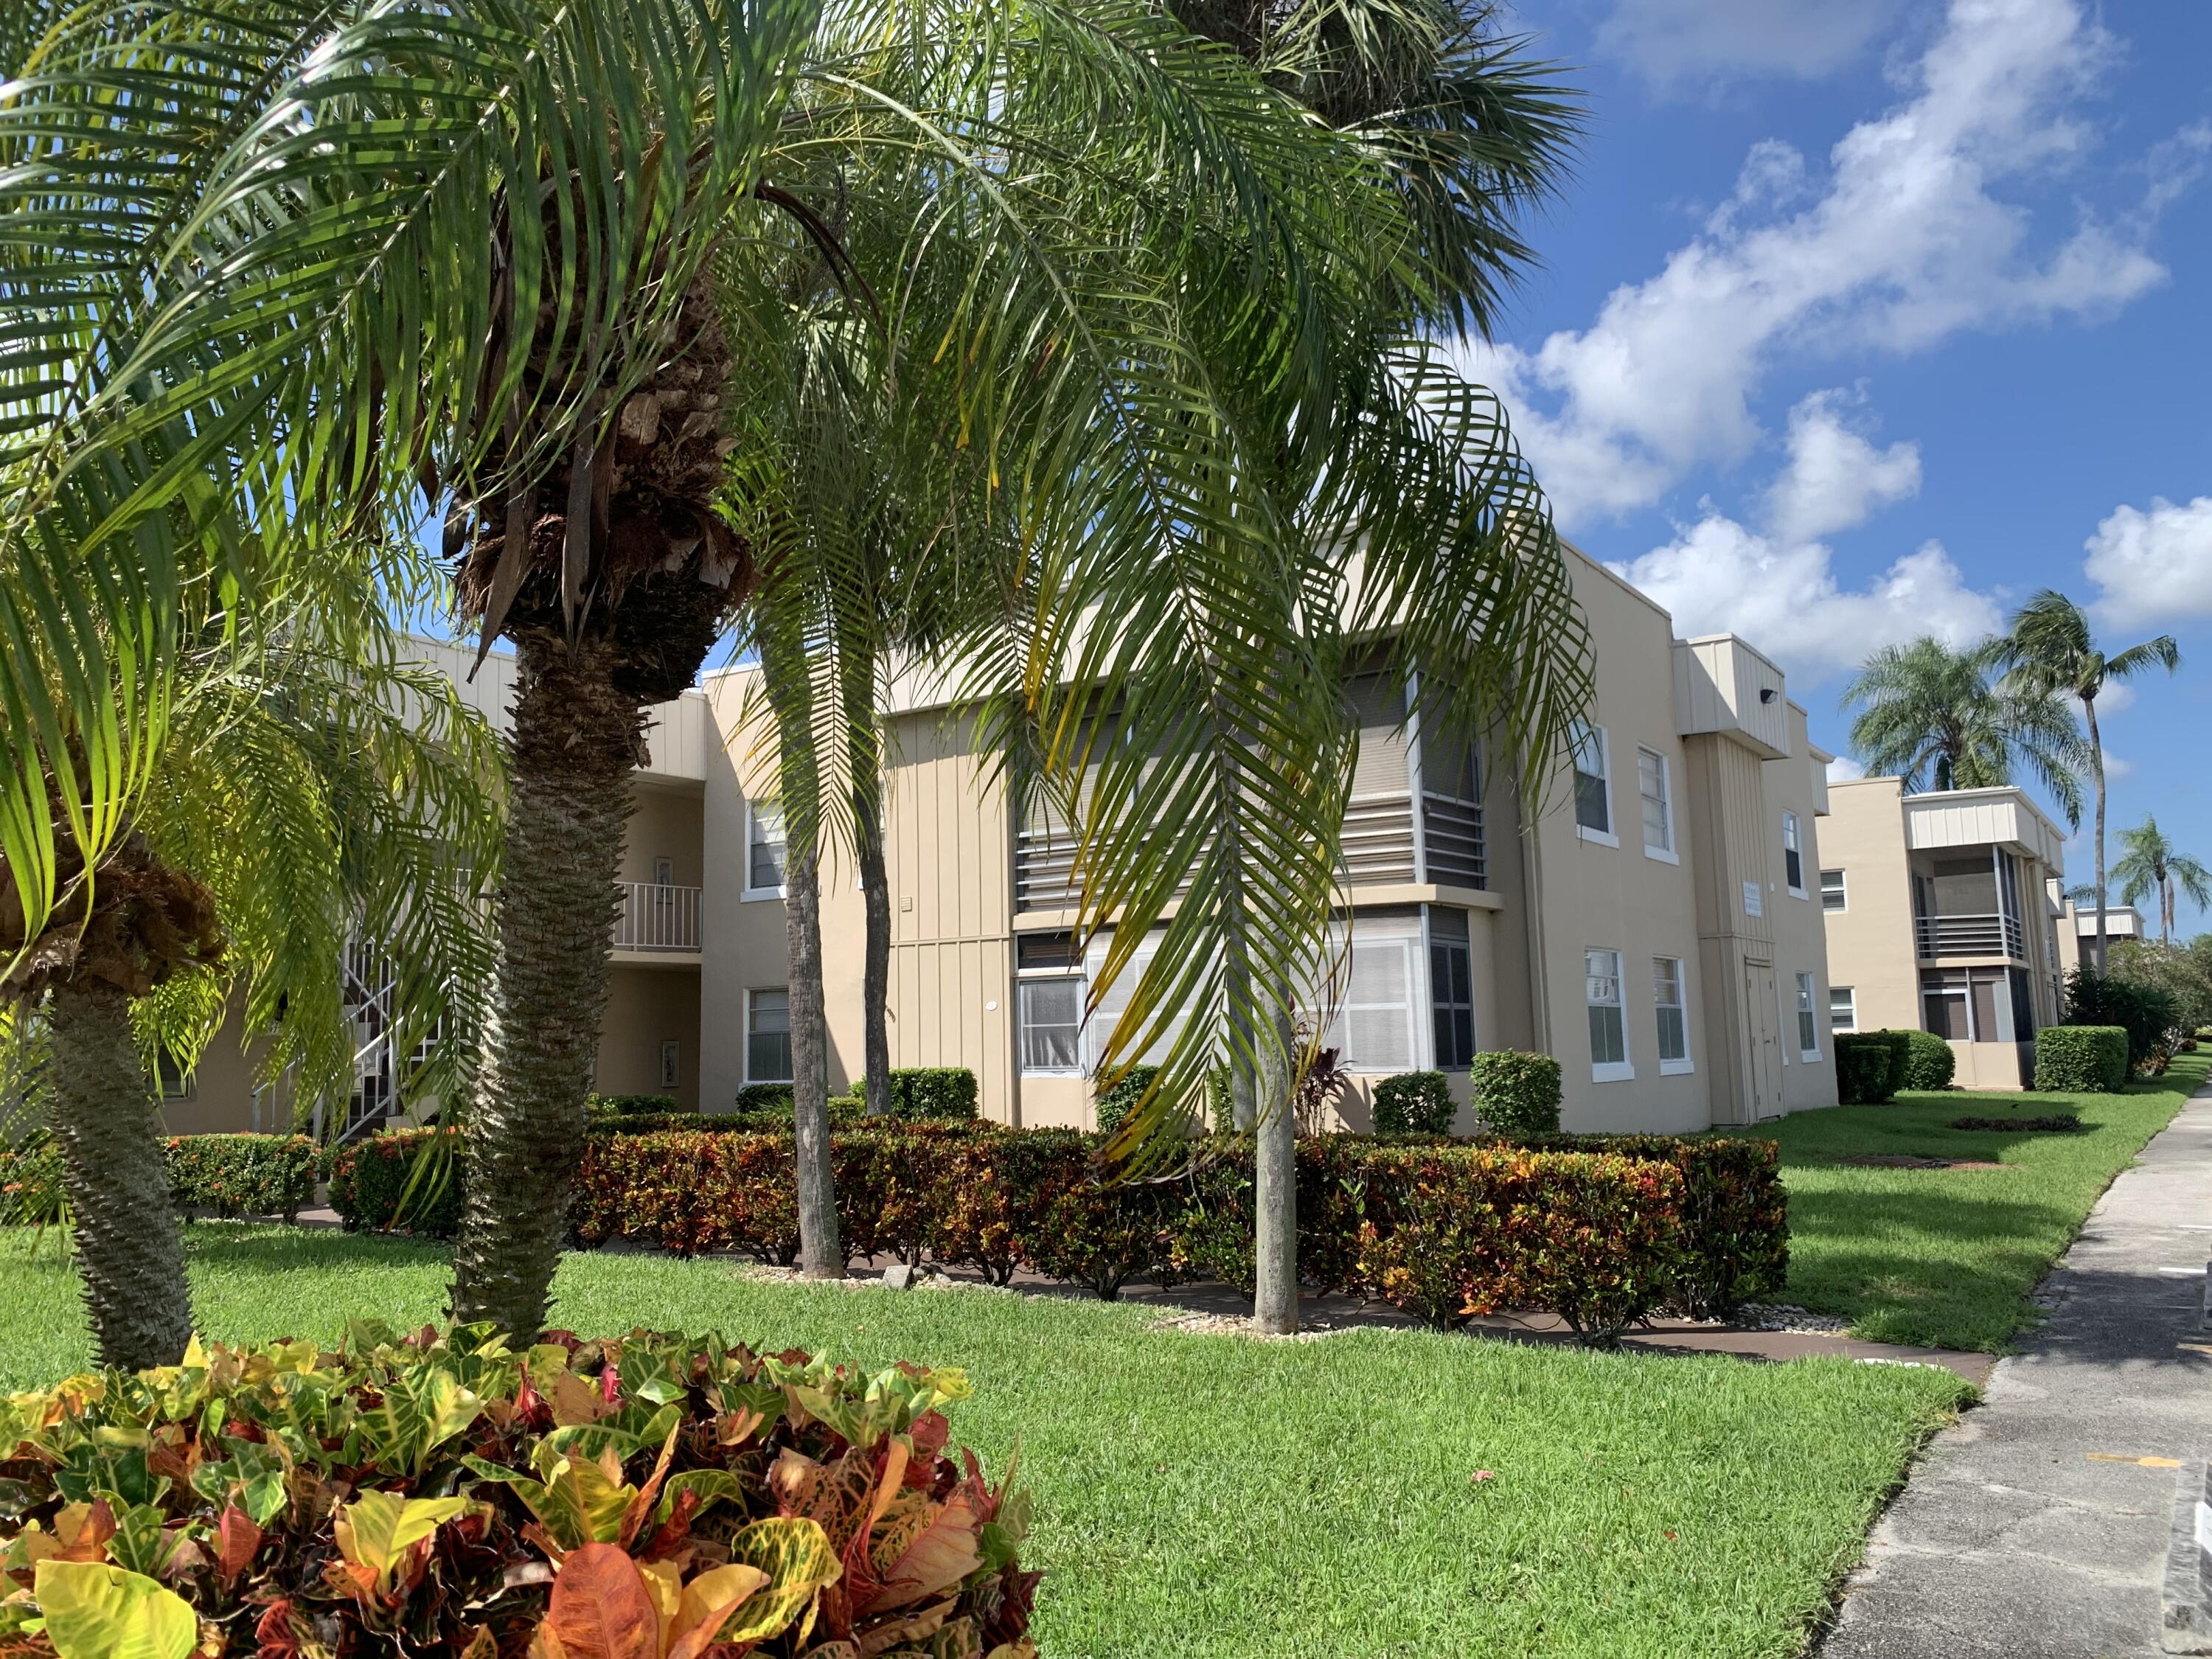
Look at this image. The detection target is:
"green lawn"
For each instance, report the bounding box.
[1,1227,1968,1659]
[1763,1048,2207,1352]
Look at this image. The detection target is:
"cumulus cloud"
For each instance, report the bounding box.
[1764,391,1921,543]
[2082,495,2212,629]
[1598,0,1904,90]
[1461,0,2171,524]
[1610,515,2001,679]
[1827,754,1868,782]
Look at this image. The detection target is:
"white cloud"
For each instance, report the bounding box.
[2101,752,2135,782]
[2082,495,2212,629]
[1597,0,1904,90]
[1610,513,2001,679]
[1765,390,1921,543]
[1463,0,2171,524]
[1827,754,1868,782]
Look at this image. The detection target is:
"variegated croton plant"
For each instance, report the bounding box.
[0,1325,1038,1657]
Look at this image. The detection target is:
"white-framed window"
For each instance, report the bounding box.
[1820,868,1846,911]
[1638,746,1677,861]
[1652,956,1691,1074]
[1585,947,1632,1082]
[660,1040,681,1090]
[745,798,787,897]
[1571,722,1615,844]
[1795,972,1820,1060]
[745,988,793,1084]
[1428,908,1476,1069]
[1830,986,1857,1032]
[1016,932,1085,1074]
[1783,812,1806,897]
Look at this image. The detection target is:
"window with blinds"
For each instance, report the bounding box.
[747,799,786,893]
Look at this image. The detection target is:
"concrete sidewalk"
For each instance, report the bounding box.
[1823,1079,2212,1659]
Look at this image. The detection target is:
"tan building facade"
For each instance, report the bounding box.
[170,548,1840,1137]
[1820,779,2069,1090]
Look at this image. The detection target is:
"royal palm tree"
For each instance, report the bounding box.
[1843,636,2087,817]
[0,581,501,1368]
[2111,816,2212,947]
[1995,591,2182,973]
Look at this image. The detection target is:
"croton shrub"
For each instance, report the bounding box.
[0,1325,1036,1659]
[561,1123,1786,1341]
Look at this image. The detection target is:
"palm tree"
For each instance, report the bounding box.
[1,583,501,1368]
[1995,591,2182,973]
[2111,816,2212,947]
[7,0,1593,1339]
[719,1,1590,1326]
[1843,636,2087,818]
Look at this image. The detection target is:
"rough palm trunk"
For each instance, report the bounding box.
[780,827,841,1275]
[451,633,641,1335]
[2087,695,2108,975]
[855,759,892,1120]
[46,980,193,1370]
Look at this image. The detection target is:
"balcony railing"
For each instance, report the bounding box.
[1914,911,2024,960]
[1422,794,1486,889]
[1012,791,1484,913]
[615,881,702,952]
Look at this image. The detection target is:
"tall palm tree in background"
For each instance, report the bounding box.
[1843,636,2087,819]
[0,571,501,1368]
[2111,815,2212,947]
[4,0,1592,1338]
[1995,591,2182,973]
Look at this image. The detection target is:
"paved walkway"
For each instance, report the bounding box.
[1823,1078,2212,1659]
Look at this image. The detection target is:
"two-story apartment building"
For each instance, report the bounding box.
[692,547,1836,1133]
[165,546,1840,1137]
[1819,778,2070,1090]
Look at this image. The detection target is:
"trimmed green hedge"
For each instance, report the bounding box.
[326,1127,465,1236]
[1871,1030,1912,1096]
[1834,1034,1899,1104]
[1467,1051,1562,1135]
[1372,1070,1455,1135]
[734,1082,795,1111]
[888,1066,978,1120]
[167,1133,317,1222]
[1899,1028,1957,1091]
[555,1121,1789,1345]
[585,1092,678,1119]
[2034,1025,2129,1092]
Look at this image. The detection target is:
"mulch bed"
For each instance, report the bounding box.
[1948,1115,2083,1133]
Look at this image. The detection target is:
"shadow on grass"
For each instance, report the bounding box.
[177,1222,449,1272]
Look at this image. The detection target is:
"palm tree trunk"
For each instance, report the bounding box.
[779,828,841,1274]
[759,648,841,1276]
[451,633,640,1335]
[2087,695,2108,974]
[46,980,193,1371]
[1251,1029,1297,1335]
[855,757,892,1120]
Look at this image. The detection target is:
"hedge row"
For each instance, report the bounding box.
[553,1122,1787,1344]
[2034,1025,2129,1092]
[1,1133,318,1225]
[326,1126,466,1236]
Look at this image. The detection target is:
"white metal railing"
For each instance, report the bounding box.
[613,881,702,951]
[1914,911,2025,960]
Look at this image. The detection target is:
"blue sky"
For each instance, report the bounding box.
[1470,0,2212,929]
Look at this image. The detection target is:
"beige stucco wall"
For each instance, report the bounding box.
[1761,706,1839,1115]
[1509,554,1712,1133]
[593,964,701,1110]
[1818,779,1920,1036]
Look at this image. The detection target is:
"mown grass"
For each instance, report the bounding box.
[1763,1048,2206,1352]
[0,1227,1969,1658]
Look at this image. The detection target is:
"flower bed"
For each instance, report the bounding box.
[0,1325,1036,1658]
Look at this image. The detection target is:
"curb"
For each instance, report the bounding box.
[2164,1458,2212,1653]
